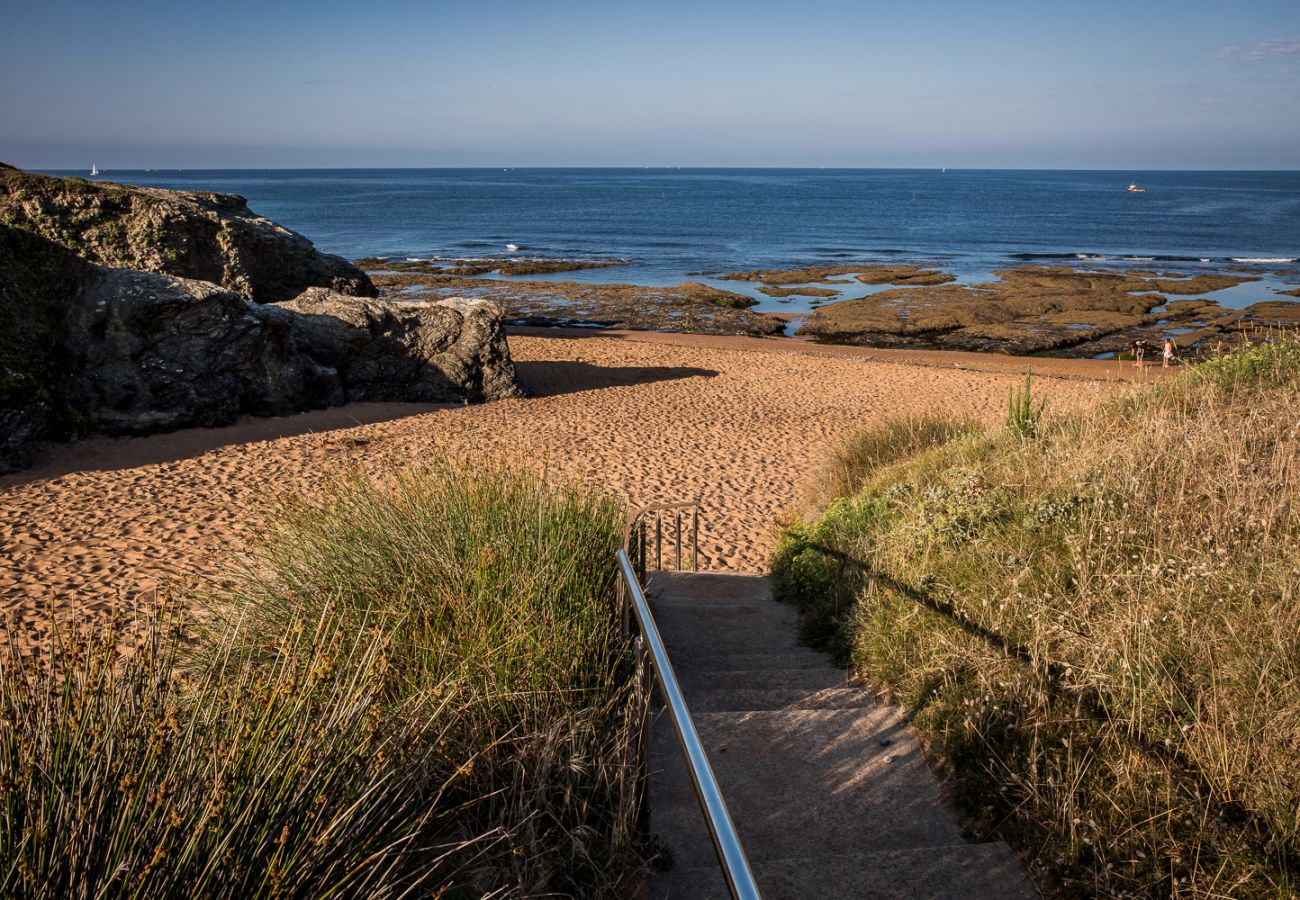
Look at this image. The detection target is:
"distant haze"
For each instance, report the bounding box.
[3,0,1299,170]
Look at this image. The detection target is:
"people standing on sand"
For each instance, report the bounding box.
[1129,339,1149,369]
[1162,338,1175,368]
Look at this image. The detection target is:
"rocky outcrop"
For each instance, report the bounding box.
[0,224,87,473]
[56,277,520,439]
[65,269,341,435]
[269,289,520,403]
[0,165,375,302]
[0,168,521,472]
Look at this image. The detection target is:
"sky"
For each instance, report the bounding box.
[2,0,1298,170]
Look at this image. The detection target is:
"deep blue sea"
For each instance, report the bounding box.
[52,168,1300,315]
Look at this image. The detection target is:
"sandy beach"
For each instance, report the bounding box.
[0,329,1151,655]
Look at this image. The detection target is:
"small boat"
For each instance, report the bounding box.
[90,163,100,176]
[1127,181,1145,193]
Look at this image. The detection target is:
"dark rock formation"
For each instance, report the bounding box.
[0,166,375,302]
[65,269,341,436]
[270,289,520,403]
[0,168,521,472]
[0,224,88,473]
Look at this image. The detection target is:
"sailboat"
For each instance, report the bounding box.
[1127,180,1145,193]
[90,163,100,176]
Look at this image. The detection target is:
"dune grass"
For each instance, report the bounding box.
[773,337,1299,897]
[0,461,648,898]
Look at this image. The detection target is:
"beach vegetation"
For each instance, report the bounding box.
[1005,369,1044,438]
[0,461,649,897]
[772,336,1300,896]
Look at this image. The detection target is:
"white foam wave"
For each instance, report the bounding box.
[1231,257,1296,263]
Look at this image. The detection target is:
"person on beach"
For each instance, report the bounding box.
[1129,339,1148,368]
[1162,337,1175,368]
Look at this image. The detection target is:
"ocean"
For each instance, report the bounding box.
[52,168,1300,315]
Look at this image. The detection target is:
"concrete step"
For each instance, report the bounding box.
[643,569,1036,897]
[651,600,804,656]
[649,842,1037,899]
[649,708,966,871]
[648,571,774,605]
[676,666,858,695]
[667,649,833,673]
[683,686,876,712]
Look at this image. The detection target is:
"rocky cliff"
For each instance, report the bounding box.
[0,167,520,473]
[0,163,375,301]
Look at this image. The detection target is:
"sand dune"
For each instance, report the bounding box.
[0,330,1146,654]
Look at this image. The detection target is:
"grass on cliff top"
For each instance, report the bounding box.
[0,461,648,898]
[773,337,1300,897]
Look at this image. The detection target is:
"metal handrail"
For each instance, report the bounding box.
[616,549,762,900]
[624,499,701,580]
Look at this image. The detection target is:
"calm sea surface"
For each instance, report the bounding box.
[51,168,1300,313]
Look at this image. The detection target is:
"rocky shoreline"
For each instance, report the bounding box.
[362,258,787,336]
[798,266,1300,357]
[361,256,1299,358]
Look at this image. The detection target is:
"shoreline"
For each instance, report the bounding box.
[368,257,1300,357]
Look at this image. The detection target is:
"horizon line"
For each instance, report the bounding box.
[26,164,1300,174]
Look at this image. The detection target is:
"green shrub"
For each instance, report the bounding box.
[773,338,1300,897]
[1191,335,1300,392]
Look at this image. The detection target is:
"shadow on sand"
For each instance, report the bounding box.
[515,360,719,398]
[2,402,451,484]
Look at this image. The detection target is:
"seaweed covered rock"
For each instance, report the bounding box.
[269,289,521,403]
[0,165,375,302]
[798,265,1294,356]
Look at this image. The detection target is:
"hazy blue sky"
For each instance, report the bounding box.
[3,0,1298,169]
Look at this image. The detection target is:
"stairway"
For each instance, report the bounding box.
[644,571,1036,899]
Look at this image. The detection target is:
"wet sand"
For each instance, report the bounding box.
[1,329,1157,654]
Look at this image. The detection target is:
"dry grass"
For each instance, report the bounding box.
[0,461,649,898]
[773,337,1299,897]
